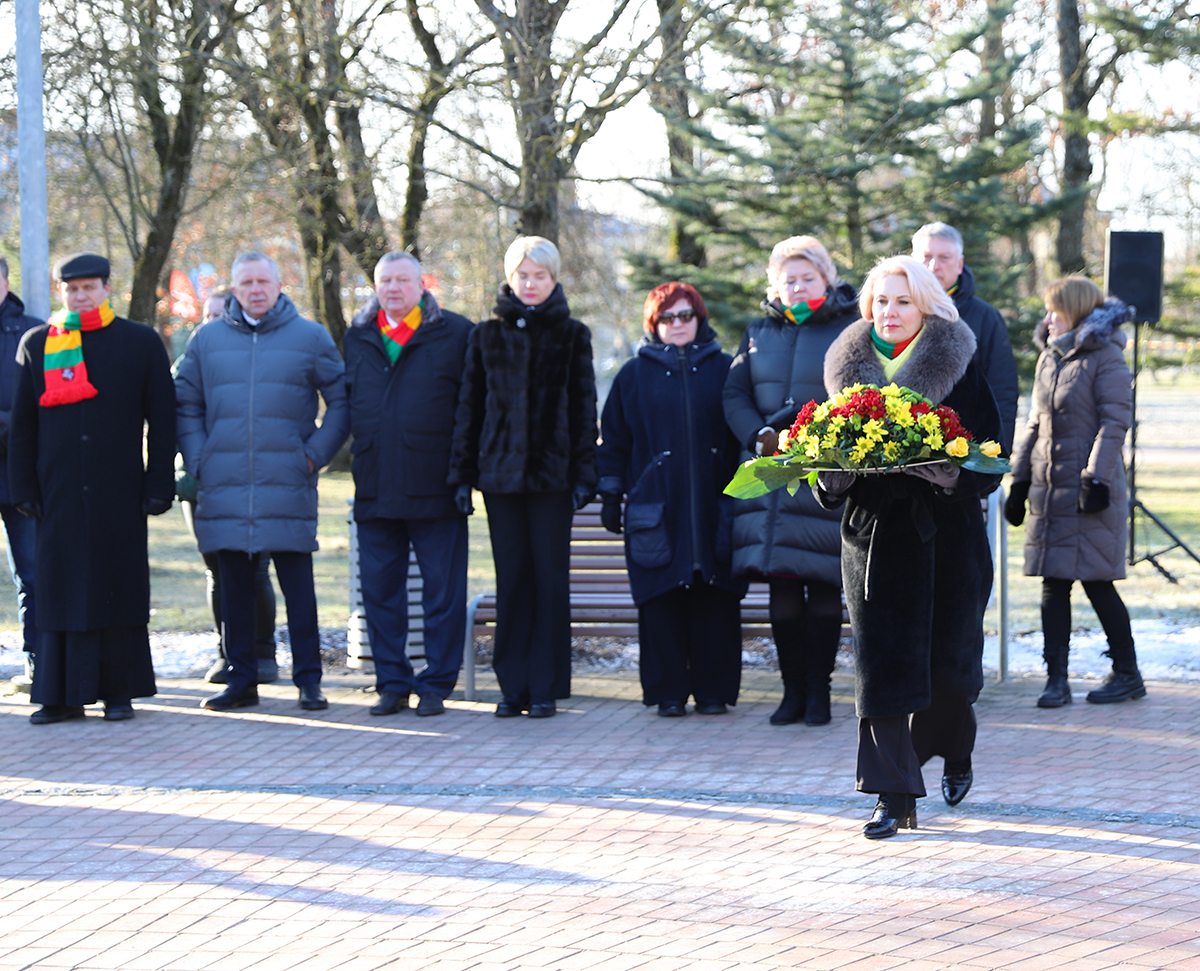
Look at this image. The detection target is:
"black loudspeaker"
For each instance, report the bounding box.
[1105,231,1164,322]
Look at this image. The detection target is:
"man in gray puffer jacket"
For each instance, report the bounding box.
[175,252,349,712]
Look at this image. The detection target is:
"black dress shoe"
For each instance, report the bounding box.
[298,685,328,710]
[103,700,135,721]
[416,695,446,717]
[29,705,86,725]
[527,703,556,718]
[658,703,687,717]
[1037,674,1072,708]
[863,793,918,840]
[495,701,526,717]
[941,760,973,807]
[1086,670,1147,704]
[205,657,230,684]
[370,691,409,716]
[694,700,728,715]
[202,685,259,710]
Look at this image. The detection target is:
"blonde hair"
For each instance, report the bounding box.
[766,236,838,300]
[1043,276,1104,329]
[504,236,560,283]
[858,255,960,322]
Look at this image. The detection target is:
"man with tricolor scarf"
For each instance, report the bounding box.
[343,251,473,717]
[9,253,176,724]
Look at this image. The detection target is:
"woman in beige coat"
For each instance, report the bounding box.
[1005,276,1143,708]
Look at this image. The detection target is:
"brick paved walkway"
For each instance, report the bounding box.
[3,668,1199,970]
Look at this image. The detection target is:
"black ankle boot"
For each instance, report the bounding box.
[769,680,805,725]
[1037,674,1072,708]
[1086,669,1146,704]
[863,793,918,839]
[804,681,831,726]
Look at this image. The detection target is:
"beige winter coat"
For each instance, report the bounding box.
[1010,299,1132,581]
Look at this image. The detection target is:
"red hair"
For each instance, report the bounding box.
[643,282,708,335]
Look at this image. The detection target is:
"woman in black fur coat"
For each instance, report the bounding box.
[448,237,598,719]
[816,256,1001,839]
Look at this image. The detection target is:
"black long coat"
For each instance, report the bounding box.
[344,292,473,521]
[597,324,747,605]
[0,292,42,504]
[8,317,176,631]
[448,283,597,494]
[722,283,859,585]
[820,316,1001,718]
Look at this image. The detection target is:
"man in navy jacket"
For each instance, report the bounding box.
[913,222,1020,453]
[343,252,473,717]
[0,258,41,678]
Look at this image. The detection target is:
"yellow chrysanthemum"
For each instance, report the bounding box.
[980,441,1001,458]
[918,413,942,433]
[830,414,847,431]
[924,430,944,450]
[882,441,901,462]
[861,418,886,443]
[849,438,873,463]
[804,437,822,459]
[880,383,901,397]
[778,429,791,451]
[888,400,914,427]
[946,437,969,459]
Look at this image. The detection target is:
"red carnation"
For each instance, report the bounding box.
[792,400,818,434]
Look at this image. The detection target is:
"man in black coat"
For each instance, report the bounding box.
[9,253,176,724]
[0,258,42,680]
[344,251,473,717]
[913,222,1019,452]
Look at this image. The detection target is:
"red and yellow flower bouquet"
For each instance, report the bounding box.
[725,383,1008,499]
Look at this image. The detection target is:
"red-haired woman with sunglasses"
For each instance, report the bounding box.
[597,283,747,717]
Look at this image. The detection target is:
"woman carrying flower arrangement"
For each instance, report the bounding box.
[598,283,747,716]
[723,237,859,728]
[816,255,1002,839]
[1005,277,1141,708]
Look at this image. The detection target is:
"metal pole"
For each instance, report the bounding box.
[998,485,1009,682]
[15,0,52,321]
[1127,319,1140,565]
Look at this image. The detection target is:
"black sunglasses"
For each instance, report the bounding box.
[656,309,696,324]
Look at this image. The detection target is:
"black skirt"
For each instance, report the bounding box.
[32,626,157,706]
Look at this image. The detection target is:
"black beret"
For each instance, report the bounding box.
[54,253,111,282]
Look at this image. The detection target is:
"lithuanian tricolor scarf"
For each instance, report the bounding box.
[377,304,421,365]
[870,327,919,360]
[782,295,827,325]
[41,299,116,407]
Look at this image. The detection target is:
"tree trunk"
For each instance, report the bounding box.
[651,0,705,267]
[1056,0,1091,274]
[401,94,443,261]
[978,0,1006,141]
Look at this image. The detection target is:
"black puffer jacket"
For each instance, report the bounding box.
[448,283,597,494]
[952,264,1019,453]
[345,291,473,521]
[722,282,859,584]
[0,291,42,502]
[597,320,746,605]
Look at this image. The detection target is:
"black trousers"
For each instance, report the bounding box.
[182,500,276,660]
[216,550,322,691]
[1041,578,1135,664]
[856,693,977,797]
[767,576,841,687]
[637,579,742,706]
[484,491,574,703]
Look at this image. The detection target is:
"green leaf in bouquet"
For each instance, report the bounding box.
[724,457,803,498]
[961,453,1011,475]
[786,477,802,495]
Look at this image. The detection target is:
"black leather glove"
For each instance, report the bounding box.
[1004,480,1031,526]
[816,470,856,498]
[143,497,173,517]
[454,484,474,516]
[572,483,594,511]
[15,501,40,519]
[903,460,960,492]
[600,495,623,534]
[1078,477,1109,514]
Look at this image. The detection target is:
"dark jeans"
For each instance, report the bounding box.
[216,550,321,691]
[0,503,37,652]
[1041,577,1136,664]
[182,500,276,659]
[767,576,841,687]
[484,490,574,704]
[637,578,742,706]
[357,516,468,699]
[857,694,977,797]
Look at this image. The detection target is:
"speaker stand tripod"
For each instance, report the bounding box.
[1127,319,1200,582]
